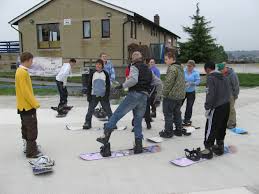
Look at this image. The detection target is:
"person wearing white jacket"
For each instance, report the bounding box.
[56,58,76,108]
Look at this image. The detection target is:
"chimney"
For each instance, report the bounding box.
[154,14,160,25]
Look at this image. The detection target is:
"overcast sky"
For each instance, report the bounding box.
[1,0,259,51]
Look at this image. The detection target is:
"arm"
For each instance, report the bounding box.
[63,65,71,86]
[108,61,116,81]
[231,73,240,98]
[151,73,163,101]
[194,72,201,86]
[205,77,216,110]
[122,66,139,88]
[23,75,40,109]
[104,71,110,98]
[87,71,94,99]
[163,65,177,97]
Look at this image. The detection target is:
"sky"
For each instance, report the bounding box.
[1,0,259,51]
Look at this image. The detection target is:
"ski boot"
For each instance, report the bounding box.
[200,147,213,159]
[134,138,143,154]
[159,129,174,138]
[100,142,111,157]
[212,140,224,156]
[83,121,92,130]
[184,147,201,161]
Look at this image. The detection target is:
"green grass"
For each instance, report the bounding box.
[0,87,57,96]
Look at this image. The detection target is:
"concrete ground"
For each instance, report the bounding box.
[0,88,259,194]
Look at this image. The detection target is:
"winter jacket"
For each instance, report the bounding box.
[163,63,185,100]
[205,71,230,110]
[225,67,240,99]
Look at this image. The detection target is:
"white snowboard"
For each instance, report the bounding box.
[65,125,127,131]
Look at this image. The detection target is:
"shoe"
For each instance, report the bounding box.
[227,125,236,129]
[182,121,192,127]
[100,143,112,157]
[146,122,152,130]
[134,139,143,154]
[182,128,191,136]
[200,147,213,159]
[174,129,183,137]
[150,112,156,118]
[83,122,91,130]
[212,140,224,156]
[159,130,174,138]
[26,150,43,159]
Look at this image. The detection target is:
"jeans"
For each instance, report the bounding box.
[104,91,147,139]
[85,96,113,123]
[163,98,183,131]
[182,91,196,122]
[56,80,68,107]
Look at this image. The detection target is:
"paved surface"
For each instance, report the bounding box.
[0,88,259,194]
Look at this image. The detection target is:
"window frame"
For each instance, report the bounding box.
[101,19,110,38]
[83,20,91,39]
[36,23,60,49]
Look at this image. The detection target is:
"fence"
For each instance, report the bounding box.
[0,41,20,53]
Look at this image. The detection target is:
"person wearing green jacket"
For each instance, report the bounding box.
[159,52,186,138]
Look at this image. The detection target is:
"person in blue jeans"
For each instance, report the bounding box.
[97,51,162,157]
[182,60,200,126]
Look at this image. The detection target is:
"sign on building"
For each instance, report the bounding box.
[64,19,72,26]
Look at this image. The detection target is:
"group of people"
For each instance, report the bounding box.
[15,50,239,160]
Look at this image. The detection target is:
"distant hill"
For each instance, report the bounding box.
[226,50,259,62]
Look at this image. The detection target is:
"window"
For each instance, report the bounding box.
[37,23,60,49]
[83,21,91,39]
[102,19,110,38]
[130,21,137,39]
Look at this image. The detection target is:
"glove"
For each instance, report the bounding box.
[205,110,211,119]
[114,84,123,90]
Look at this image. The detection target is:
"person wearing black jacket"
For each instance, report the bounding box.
[83,59,113,129]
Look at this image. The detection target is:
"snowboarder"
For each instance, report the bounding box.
[217,63,240,129]
[15,52,42,158]
[55,58,76,113]
[159,52,186,138]
[201,62,230,159]
[96,51,162,157]
[182,60,201,126]
[83,59,113,129]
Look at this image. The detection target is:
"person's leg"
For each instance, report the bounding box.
[150,90,157,117]
[20,115,27,153]
[227,95,236,128]
[144,97,152,129]
[204,109,217,148]
[64,86,68,106]
[56,81,63,107]
[84,96,99,129]
[100,98,113,119]
[184,92,196,124]
[173,100,183,136]
[160,98,174,138]
[22,112,39,158]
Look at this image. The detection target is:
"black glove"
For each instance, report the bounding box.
[114,84,123,90]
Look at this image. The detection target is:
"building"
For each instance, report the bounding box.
[9,0,180,77]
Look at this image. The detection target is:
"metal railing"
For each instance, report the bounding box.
[0,41,20,53]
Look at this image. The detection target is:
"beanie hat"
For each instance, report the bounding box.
[217,63,225,71]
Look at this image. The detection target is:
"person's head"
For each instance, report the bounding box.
[131,51,143,64]
[217,63,228,74]
[164,52,175,65]
[187,60,195,72]
[100,52,108,64]
[95,59,104,72]
[69,58,77,66]
[204,61,215,74]
[20,52,33,68]
[148,58,156,67]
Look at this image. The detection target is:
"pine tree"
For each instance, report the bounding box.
[179,3,227,63]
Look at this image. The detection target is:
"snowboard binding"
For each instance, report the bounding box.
[184,147,201,161]
[100,143,111,157]
[94,108,107,119]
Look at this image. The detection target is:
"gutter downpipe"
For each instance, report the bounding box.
[122,17,131,65]
[11,24,23,53]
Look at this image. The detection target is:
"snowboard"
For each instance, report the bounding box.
[229,127,248,135]
[65,125,127,131]
[29,156,55,175]
[170,145,237,167]
[31,165,53,175]
[80,145,161,161]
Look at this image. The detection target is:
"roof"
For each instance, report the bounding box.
[9,0,180,38]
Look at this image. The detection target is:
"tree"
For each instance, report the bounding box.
[178,3,227,63]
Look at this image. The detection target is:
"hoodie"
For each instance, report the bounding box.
[226,67,240,99]
[205,71,230,110]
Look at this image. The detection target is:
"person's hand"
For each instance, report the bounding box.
[115,84,123,90]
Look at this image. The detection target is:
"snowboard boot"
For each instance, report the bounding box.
[183,120,192,127]
[83,121,92,130]
[159,130,174,138]
[96,130,112,145]
[212,140,224,156]
[182,128,192,136]
[100,142,111,157]
[200,147,213,159]
[150,112,156,118]
[174,129,183,137]
[134,138,143,154]
[146,122,152,130]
